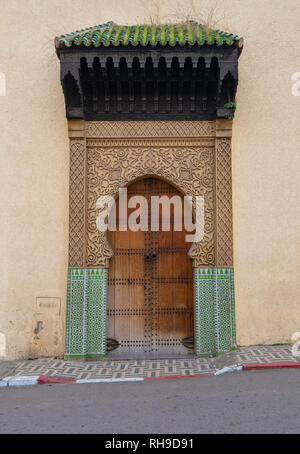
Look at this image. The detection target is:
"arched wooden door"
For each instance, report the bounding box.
[107,178,194,357]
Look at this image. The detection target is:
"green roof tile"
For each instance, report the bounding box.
[55,21,242,49]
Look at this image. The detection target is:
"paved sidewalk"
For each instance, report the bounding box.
[0,360,23,379]
[1,345,298,381]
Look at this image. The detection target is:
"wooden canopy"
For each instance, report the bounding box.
[56,21,243,121]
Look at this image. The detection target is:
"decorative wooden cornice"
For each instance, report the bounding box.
[56,22,243,121]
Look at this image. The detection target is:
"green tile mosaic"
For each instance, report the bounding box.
[194,267,236,356]
[194,268,216,356]
[66,268,108,359]
[66,267,235,359]
[216,269,232,353]
[86,269,107,356]
[66,269,85,357]
[229,268,236,347]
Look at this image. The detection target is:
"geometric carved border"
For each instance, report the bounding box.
[85,121,216,139]
[69,139,86,267]
[215,137,233,266]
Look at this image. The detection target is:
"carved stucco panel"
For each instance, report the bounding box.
[69,139,85,267]
[67,121,233,269]
[85,121,216,138]
[216,138,233,266]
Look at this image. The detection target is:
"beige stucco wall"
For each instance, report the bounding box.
[0,0,299,359]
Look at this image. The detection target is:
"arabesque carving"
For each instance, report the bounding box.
[86,144,215,268]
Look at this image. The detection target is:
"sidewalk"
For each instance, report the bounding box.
[1,345,299,382]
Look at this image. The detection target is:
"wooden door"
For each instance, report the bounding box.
[107,178,194,357]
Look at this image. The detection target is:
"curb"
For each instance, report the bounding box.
[243,362,300,371]
[0,376,144,387]
[146,373,214,381]
[38,376,75,384]
[0,363,299,387]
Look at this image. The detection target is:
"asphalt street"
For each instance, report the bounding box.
[0,369,299,434]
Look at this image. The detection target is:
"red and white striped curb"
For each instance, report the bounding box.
[213,362,300,375]
[0,373,216,387]
[0,362,299,387]
[243,362,300,371]
[0,376,144,387]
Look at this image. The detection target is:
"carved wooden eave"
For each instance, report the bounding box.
[55,21,243,121]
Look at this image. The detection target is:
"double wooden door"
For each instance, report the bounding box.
[107,178,194,357]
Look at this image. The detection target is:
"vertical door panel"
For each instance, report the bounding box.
[107,178,194,357]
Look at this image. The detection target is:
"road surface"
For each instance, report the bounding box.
[0,369,299,434]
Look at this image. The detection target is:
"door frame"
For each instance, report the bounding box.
[65,120,236,359]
